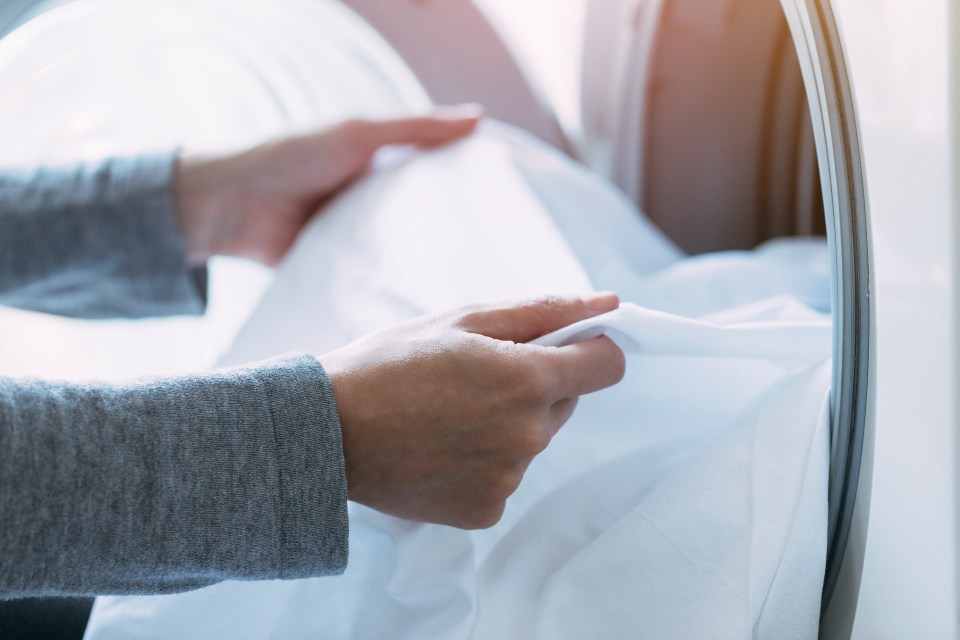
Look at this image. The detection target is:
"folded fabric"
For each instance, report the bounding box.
[532,301,830,362]
[86,123,831,640]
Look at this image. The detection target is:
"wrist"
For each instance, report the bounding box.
[174,153,237,265]
[316,351,364,503]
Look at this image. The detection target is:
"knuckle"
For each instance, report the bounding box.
[474,503,506,530]
[447,513,472,530]
[533,294,574,311]
[498,467,526,496]
[452,502,505,530]
[456,471,523,530]
[529,295,578,323]
[515,426,550,456]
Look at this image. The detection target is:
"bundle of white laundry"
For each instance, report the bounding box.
[86,123,832,640]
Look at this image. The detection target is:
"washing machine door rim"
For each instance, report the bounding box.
[778,0,873,635]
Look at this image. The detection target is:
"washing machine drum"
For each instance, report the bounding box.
[633,0,825,254]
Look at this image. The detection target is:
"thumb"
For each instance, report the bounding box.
[460,293,620,344]
[363,105,483,150]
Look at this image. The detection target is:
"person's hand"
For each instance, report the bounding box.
[174,106,482,266]
[319,293,626,529]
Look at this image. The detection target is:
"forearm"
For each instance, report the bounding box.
[0,153,206,319]
[0,354,348,598]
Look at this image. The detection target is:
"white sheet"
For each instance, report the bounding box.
[85,123,831,640]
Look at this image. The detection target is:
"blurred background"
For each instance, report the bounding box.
[0,0,589,381]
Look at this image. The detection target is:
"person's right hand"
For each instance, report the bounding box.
[319,293,626,529]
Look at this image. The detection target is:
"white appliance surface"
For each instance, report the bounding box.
[832,0,958,636]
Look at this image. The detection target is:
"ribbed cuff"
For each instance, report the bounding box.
[254,354,349,578]
[0,152,208,318]
[108,151,209,315]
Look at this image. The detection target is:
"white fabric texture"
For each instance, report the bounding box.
[85,123,831,640]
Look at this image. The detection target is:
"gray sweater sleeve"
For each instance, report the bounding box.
[0,354,349,598]
[0,153,206,318]
[0,156,350,597]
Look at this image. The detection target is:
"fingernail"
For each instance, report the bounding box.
[584,291,620,313]
[433,103,485,120]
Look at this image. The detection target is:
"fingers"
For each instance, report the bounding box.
[360,105,483,152]
[540,336,627,400]
[460,292,620,344]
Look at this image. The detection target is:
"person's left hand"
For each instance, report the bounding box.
[174,106,482,266]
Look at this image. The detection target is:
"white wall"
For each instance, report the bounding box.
[837,0,959,636]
